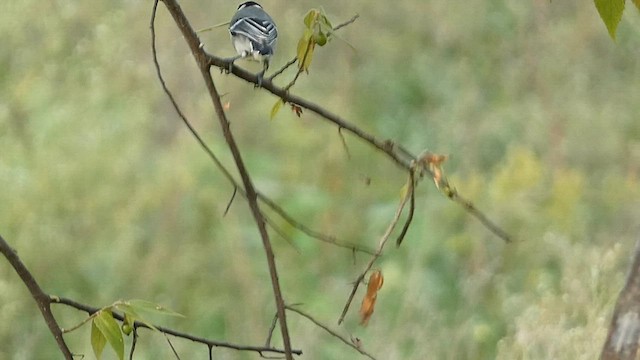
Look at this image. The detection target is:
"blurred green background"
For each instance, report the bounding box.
[1,0,640,359]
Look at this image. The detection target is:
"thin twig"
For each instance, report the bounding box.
[338,127,352,160]
[263,213,301,253]
[265,314,279,348]
[396,171,416,247]
[129,327,139,360]
[442,181,512,243]
[332,14,360,31]
[164,333,181,359]
[223,186,237,216]
[268,58,297,81]
[287,305,376,360]
[51,296,302,356]
[337,177,414,325]
[0,235,73,359]
[155,0,294,357]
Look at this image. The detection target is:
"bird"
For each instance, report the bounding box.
[228,1,278,86]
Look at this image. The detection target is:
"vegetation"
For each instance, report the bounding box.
[1,0,639,359]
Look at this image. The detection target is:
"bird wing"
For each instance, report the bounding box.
[229,17,277,49]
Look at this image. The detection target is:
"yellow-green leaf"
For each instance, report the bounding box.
[303,9,319,28]
[633,0,640,10]
[91,320,107,360]
[319,14,333,32]
[114,302,157,331]
[594,0,625,40]
[296,38,315,72]
[94,310,124,360]
[270,99,284,120]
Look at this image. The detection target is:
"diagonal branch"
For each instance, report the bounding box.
[204,53,510,243]
[155,0,294,358]
[286,305,377,360]
[0,235,73,359]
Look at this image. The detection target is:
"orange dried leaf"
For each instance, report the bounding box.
[420,152,448,189]
[367,270,384,293]
[359,270,384,326]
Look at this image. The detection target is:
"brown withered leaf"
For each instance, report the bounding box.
[359,270,384,326]
[420,152,448,189]
[290,104,303,117]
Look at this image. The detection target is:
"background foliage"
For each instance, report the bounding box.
[1,0,639,359]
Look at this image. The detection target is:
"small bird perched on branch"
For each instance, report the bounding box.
[228,1,278,86]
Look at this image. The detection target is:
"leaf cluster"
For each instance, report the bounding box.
[85,300,182,360]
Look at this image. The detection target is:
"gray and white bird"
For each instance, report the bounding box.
[228,1,278,84]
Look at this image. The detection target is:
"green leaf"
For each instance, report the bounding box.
[303,9,318,28]
[94,310,124,360]
[127,299,184,317]
[270,99,284,120]
[594,0,625,40]
[296,37,315,72]
[113,302,157,332]
[633,0,640,11]
[319,14,333,33]
[91,320,107,360]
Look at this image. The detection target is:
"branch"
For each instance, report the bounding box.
[154,0,294,357]
[205,51,510,243]
[149,0,372,256]
[337,174,415,324]
[286,305,377,360]
[51,296,302,356]
[0,235,73,359]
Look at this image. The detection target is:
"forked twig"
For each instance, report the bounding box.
[337,173,415,325]
[287,305,376,360]
[0,235,73,359]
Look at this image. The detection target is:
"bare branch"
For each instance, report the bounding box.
[286,305,376,360]
[0,235,73,359]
